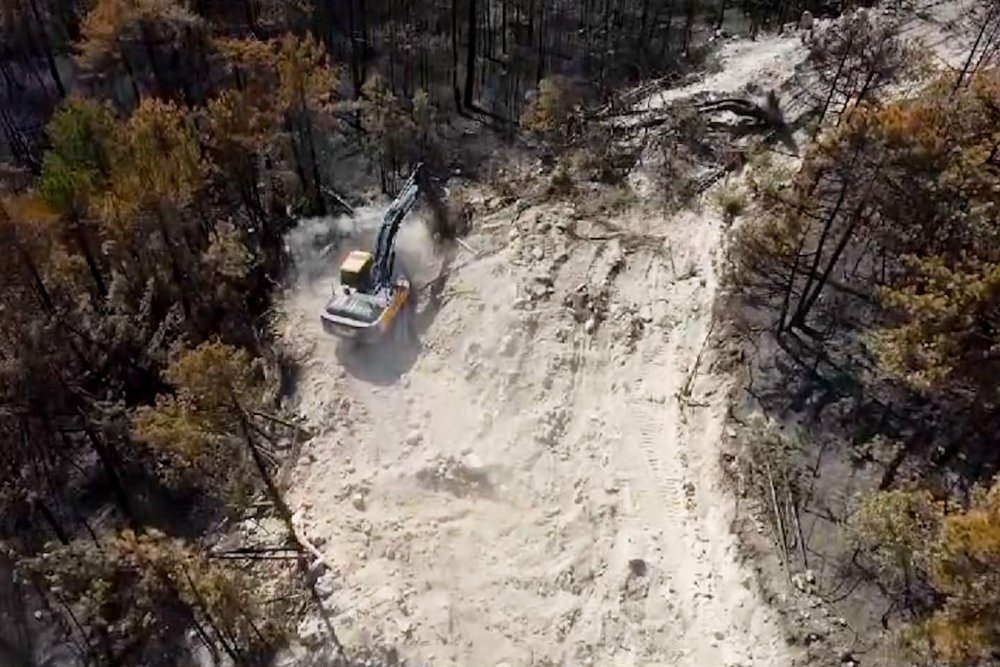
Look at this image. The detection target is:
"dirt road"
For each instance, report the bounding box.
[279,185,795,666]
[266,17,836,667]
[277,5,989,665]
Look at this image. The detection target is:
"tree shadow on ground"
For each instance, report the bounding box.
[731,291,1000,636]
[122,464,232,539]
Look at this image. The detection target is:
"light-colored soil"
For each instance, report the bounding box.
[644,33,806,110]
[274,3,973,665]
[279,190,795,667]
[273,21,817,667]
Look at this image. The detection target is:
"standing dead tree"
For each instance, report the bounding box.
[954,0,1000,91]
[806,10,925,132]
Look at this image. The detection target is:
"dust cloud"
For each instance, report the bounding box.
[274,6,978,666]
[279,198,797,667]
[274,24,817,666]
[285,204,443,291]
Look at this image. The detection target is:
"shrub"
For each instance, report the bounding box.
[522,76,581,145]
[547,163,574,196]
[674,104,708,142]
[851,489,942,588]
[716,185,746,221]
[24,530,286,663]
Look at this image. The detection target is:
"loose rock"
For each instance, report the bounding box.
[352,493,366,511]
[499,334,516,356]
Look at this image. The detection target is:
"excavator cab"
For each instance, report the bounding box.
[339,250,375,290]
[320,164,436,343]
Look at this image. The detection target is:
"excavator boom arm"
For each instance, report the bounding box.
[371,164,427,290]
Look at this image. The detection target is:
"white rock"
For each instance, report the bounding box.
[584,317,597,334]
[499,334,516,356]
[298,616,326,648]
[463,452,484,470]
[316,573,337,598]
[305,560,328,585]
[532,246,545,261]
[351,493,366,511]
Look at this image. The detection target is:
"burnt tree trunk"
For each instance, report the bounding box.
[452,0,462,111]
[70,218,107,299]
[26,0,66,99]
[464,0,477,108]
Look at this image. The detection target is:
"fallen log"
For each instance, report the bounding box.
[698,91,785,128]
[320,186,356,216]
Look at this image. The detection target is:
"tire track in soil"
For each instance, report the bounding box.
[281,46,805,664]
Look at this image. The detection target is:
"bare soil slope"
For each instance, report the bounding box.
[278,187,796,666]
[267,17,846,667]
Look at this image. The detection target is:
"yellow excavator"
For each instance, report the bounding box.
[320,164,440,343]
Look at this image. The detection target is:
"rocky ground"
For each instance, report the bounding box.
[279,189,794,666]
[272,3,976,665]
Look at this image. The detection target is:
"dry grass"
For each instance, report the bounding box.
[716,185,747,221]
